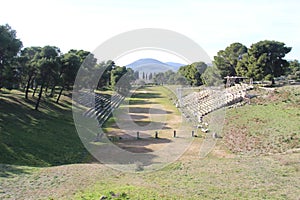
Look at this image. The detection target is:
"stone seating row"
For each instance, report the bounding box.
[78,91,125,126]
[181,84,253,123]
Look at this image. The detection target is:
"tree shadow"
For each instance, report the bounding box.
[128,99,154,105]
[2,95,35,110]
[129,107,172,114]
[0,164,32,178]
[89,136,173,169]
[116,121,169,131]
[129,114,149,120]
[0,93,90,167]
[131,92,162,99]
[115,138,172,153]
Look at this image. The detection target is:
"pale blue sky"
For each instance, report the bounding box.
[1,0,299,65]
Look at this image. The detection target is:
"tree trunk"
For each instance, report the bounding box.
[30,80,34,89]
[45,84,49,94]
[32,85,38,97]
[35,83,44,110]
[50,85,55,97]
[25,75,32,99]
[0,68,3,89]
[56,86,64,104]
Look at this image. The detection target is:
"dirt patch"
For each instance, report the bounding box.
[116,138,172,153]
[211,144,235,159]
[224,127,262,154]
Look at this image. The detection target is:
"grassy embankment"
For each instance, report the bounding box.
[222,85,300,155]
[0,89,90,167]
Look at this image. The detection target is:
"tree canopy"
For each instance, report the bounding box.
[214,41,292,85]
[201,65,223,86]
[213,42,247,79]
[0,24,140,110]
[238,40,291,84]
[178,62,207,86]
[286,60,300,80]
[0,24,23,88]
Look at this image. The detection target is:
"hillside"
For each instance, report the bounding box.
[164,62,186,69]
[0,89,90,166]
[221,85,300,155]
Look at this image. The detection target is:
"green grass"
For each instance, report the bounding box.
[71,153,299,200]
[0,164,39,178]
[222,86,300,154]
[74,182,179,200]
[0,89,90,166]
[226,103,299,136]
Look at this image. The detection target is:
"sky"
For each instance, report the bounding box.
[1,0,300,66]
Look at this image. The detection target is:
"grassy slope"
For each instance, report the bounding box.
[0,89,90,167]
[222,85,300,155]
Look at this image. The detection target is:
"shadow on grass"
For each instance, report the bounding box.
[116,138,172,153]
[116,121,170,131]
[129,107,172,114]
[131,92,162,99]
[0,92,90,167]
[129,114,149,120]
[0,164,32,178]
[128,99,154,105]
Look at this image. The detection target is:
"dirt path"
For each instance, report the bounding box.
[108,86,186,152]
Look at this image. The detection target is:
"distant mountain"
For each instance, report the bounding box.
[165,62,185,70]
[126,58,185,73]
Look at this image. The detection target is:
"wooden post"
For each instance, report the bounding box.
[173,130,176,138]
[155,131,158,139]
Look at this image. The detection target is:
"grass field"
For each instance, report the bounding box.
[222,86,300,155]
[0,85,299,199]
